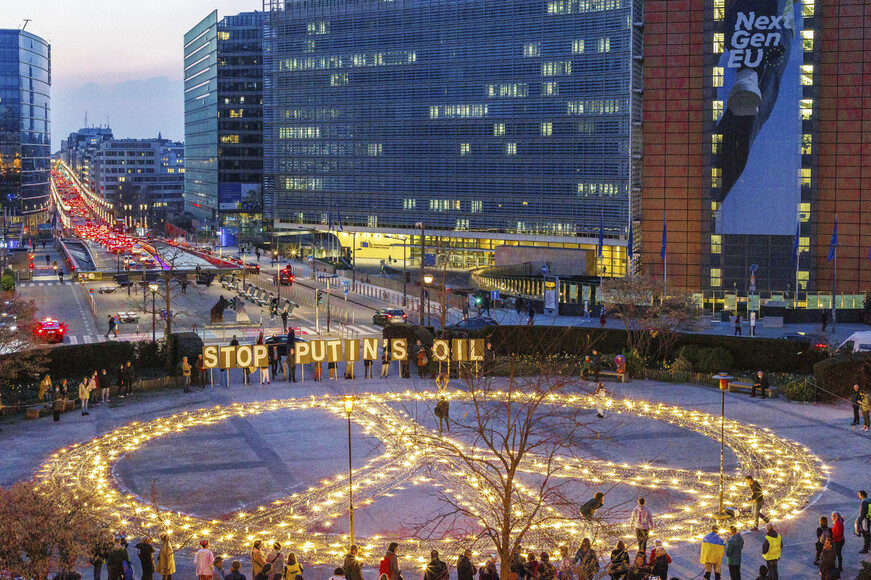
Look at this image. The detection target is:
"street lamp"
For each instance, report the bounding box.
[416,221,425,324]
[423,274,433,326]
[713,372,733,520]
[149,283,158,342]
[343,395,355,545]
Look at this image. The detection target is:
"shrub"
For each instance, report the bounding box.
[813,353,871,401]
[779,377,817,402]
[695,347,734,374]
[622,349,646,379]
[1,272,15,292]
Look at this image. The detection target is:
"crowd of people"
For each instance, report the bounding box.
[35,361,138,420]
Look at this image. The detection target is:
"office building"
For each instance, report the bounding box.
[262,0,642,273]
[184,10,264,240]
[88,137,185,229]
[642,0,870,301]
[60,126,114,185]
[0,28,51,234]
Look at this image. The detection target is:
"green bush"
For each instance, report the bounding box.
[1,272,15,292]
[622,349,646,378]
[813,353,871,401]
[779,377,817,402]
[695,347,734,374]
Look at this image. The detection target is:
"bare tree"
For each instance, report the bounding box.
[0,294,49,384]
[602,275,701,362]
[0,478,105,580]
[409,354,622,580]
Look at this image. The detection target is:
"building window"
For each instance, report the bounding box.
[367,215,378,227]
[713,67,724,87]
[597,37,611,53]
[712,167,722,188]
[714,33,724,53]
[800,99,813,120]
[572,39,585,54]
[523,42,541,57]
[304,40,316,53]
[801,30,814,52]
[541,61,571,76]
[710,268,722,288]
[800,167,812,188]
[711,235,722,254]
[456,219,470,230]
[368,143,383,156]
[460,143,471,155]
[713,0,724,20]
[403,198,416,210]
[800,64,813,85]
[330,73,348,86]
[542,82,559,96]
[713,100,723,121]
[712,134,722,155]
[486,83,529,98]
[220,135,240,144]
[493,123,506,136]
[541,122,552,136]
[803,0,815,16]
[471,200,483,213]
[801,134,812,155]
[800,202,811,222]
[506,143,517,155]
[307,21,329,35]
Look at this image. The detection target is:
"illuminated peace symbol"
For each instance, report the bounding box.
[36,392,827,567]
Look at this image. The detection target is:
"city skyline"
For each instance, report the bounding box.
[0,0,261,149]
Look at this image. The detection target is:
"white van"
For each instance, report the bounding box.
[835,332,871,354]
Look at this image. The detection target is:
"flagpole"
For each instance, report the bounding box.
[832,214,837,333]
[795,245,799,310]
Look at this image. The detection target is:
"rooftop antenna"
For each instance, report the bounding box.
[84,110,88,128]
[21,19,31,31]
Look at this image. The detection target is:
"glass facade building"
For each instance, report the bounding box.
[0,29,51,233]
[184,11,263,238]
[263,0,642,269]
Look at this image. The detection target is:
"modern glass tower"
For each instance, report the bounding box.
[184,11,263,239]
[263,0,642,272]
[0,29,51,235]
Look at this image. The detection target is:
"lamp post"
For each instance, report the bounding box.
[416,222,425,324]
[713,372,733,520]
[343,395,355,545]
[423,274,433,326]
[149,283,158,342]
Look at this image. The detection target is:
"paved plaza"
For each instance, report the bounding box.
[2,373,869,580]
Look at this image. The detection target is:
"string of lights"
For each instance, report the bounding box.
[35,391,827,569]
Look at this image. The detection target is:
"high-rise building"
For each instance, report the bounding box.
[641,0,871,299]
[60,126,114,185]
[88,137,185,230]
[184,11,264,239]
[0,29,51,235]
[262,0,642,272]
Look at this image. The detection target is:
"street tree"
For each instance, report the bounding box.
[602,275,701,362]
[0,294,49,385]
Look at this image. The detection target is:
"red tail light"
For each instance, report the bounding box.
[402,314,407,318]
[814,343,827,349]
[385,314,393,319]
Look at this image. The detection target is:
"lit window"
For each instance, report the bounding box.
[460,143,470,155]
[572,39,585,54]
[330,73,348,86]
[803,0,815,17]
[456,219,470,230]
[304,40,316,53]
[523,42,541,57]
[800,99,813,120]
[712,167,722,188]
[801,134,812,155]
[307,21,329,35]
[541,123,552,136]
[367,143,382,156]
[217,31,230,41]
[403,199,416,210]
[713,100,723,121]
[367,215,378,227]
[471,201,482,213]
[493,124,506,136]
[800,64,814,86]
[710,268,722,288]
[801,168,812,188]
[542,82,559,96]
[220,135,240,144]
[711,235,721,254]
[713,67,724,87]
[541,61,572,76]
[801,30,814,52]
[800,202,811,222]
[713,0,724,20]
[506,143,517,155]
[485,83,529,98]
[713,33,724,53]
[712,134,722,154]
[597,37,610,53]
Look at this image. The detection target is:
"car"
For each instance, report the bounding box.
[445,317,500,332]
[36,318,66,343]
[779,332,828,351]
[244,262,260,273]
[265,333,308,357]
[0,312,17,333]
[373,308,407,325]
[273,268,294,286]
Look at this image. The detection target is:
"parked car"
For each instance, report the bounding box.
[445,317,499,332]
[373,308,407,325]
[779,332,828,351]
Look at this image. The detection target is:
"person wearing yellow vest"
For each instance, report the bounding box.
[700,525,725,580]
[761,522,782,580]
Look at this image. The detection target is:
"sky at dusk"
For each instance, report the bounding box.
[1,1,263,150]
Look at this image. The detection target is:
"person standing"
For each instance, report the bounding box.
[700,525,725,580]
[860,389,871,431]
[250,541,266,579]
[195,540,215,580]
[266,543,284,580]
[181,357,192,393]
[648,542,670,580]
[527,302,535,326]
[818,537,838,580]
[752,371,768,399]
[749,311,756,336]
[423,550,448,580]
[117,364,127,399]
[52,385,64,422]
[343,545,363,580]
[830,512,844,573]
[581,355,591,381]
[725,526,743,580]
[572,539,598,580]
[416,343,429,378]
[135,537,156,580]
[226,560,247,580]
[479,554,499,580]
[99,369,110,404]
[538,553,555,580]
[629,498,653,554]
[734,315,742,336]
[363,352,373,379]
[594,383,607,419]
[515,296,524,318]
[814,516,832,566]
[124,361,136,397]
[761,523,781,580]
[599,309,606,328]
[287,347,296,382]
[213,557,226,580]
[380,349,390,378]
[269,345,280,379]
[608,541,629,580]
[858,490,871,554]
[591,350,602,383]
[851,384,862,425]
[380,543,400,580]
[79,377,91,416]
[106,538,130,580]
[280,310,288,333]
[821,309,829,333]
[745,475,769,530]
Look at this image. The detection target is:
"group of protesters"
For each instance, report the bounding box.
[31,361,138,420]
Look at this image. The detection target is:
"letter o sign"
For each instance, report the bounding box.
[236,345,253,368]
[432,339,450,362]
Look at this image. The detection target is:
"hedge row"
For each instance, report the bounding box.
[447,326,828,374]
[813,353,871,400]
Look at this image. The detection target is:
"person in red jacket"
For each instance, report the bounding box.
[830,512,845,573]
[647,540,671,572]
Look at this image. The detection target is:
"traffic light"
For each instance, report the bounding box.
[475,293,482,306]
[317,289,324,305]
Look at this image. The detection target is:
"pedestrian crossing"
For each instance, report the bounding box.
[18,281,66,287]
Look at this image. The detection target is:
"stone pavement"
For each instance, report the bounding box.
[1,375,868,580]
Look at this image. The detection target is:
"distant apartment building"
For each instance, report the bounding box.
[88,137,185,229]
[0,28,51,235]
[184,10,264,240]
[60,126,114,185]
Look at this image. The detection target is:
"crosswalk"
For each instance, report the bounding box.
[18,281,66,287]
[60,323,383,345]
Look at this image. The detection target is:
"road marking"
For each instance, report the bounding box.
[68,335,79,345]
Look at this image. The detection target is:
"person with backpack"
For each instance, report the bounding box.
[830,511,844,573]
[107,537,131,580]
[135,537,155,580]
[415,341,429,378]
[814,516,832,566]
[282,553,302,580]
[859,490,871,554]
[266,543,284,580]
[379,544,401,580]
[423,550,448,580]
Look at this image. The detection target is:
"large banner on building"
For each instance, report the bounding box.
[714,0,803,236]
[219,183,262,212]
